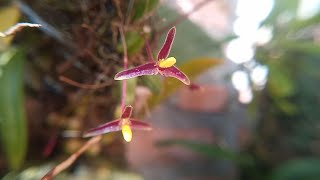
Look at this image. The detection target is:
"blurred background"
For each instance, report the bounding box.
[1,0,320,179]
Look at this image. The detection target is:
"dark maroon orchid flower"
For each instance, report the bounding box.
[83,105,151,142]
[114,27,190,85]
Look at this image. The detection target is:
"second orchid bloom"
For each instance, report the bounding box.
[84,105,152,142]
[114,27,191,85]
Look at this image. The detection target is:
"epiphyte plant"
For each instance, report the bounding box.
[114,26,191,85]
[83,105,152,142]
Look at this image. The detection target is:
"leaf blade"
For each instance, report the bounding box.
[0,48,27,170]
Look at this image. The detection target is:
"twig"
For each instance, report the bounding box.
[158,0,214,34]
[42,135,102,180]
[119,26,128,111]
[125,0,135,26]
[0,23,41,37]
[59,76,112,90]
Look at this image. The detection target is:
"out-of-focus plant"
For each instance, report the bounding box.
[0,48,27,170]
[242,2,320,179]
[0,4,40,170]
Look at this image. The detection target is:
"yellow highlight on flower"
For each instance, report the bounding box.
[121,124,132,142]
[159,57,176,68]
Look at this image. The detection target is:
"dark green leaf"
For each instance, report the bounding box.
[133,0,159,21]
[271,158,320,180]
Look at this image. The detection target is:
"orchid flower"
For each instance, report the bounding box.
[114,27,190,85]
[83,105,151,142]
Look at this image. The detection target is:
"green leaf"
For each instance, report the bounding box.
[268,63,295,98]
[0,48,27,170]
[157,139,254,166]
[149,58,223,106]
[271,158,320,180]
[117,31,145,56]
[133,0,159,21]
[0,5,20,49]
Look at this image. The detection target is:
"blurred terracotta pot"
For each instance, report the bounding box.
[177,84,229,112]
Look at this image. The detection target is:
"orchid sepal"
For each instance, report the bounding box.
[159,66,190,85]
[114,62,158,80]
[83,119,122,138]
[157,27,176,60]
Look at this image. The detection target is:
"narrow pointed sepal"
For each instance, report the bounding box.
[157,27,176,60]
[114,62,158,80]
[160,66,190,85]
[83,119,122,137]
[129,119,152,131]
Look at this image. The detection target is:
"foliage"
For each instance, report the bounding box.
[0,4,28,170]
[0,48,27,170]
[271,158,320,180]
[132,0,159,21]
[245,2,320,179]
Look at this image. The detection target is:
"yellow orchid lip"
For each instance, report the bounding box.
[121,124,132,142]
[158,57,177,68]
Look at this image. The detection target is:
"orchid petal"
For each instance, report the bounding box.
[121,105,133,119]
[83,119,122,137]
[129,119,152,131]
[157,27,176,61]
[159,66,190,85]
[114,62,158,80]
